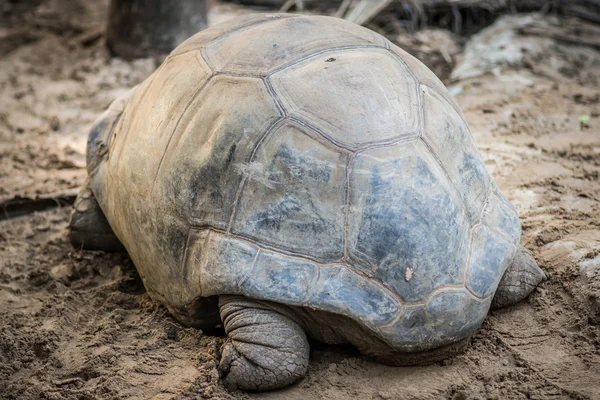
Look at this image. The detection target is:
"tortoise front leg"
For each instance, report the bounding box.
[68,178,124,252]
[218,295,309,391]
[491,245,545,309]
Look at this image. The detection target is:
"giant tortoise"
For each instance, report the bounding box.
[69,14,546,391]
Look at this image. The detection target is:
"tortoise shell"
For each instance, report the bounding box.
[90,14,521,352]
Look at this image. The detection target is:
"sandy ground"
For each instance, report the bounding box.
[1,1,599,399]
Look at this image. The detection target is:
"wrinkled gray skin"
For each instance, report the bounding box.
[69,14,546,392]
[491,246,546,309]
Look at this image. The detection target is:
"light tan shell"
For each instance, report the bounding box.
[91,14,521,352]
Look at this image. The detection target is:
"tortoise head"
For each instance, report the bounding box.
[86,87,136,175]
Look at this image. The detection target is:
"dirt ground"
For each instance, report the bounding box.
[1,1,599,399]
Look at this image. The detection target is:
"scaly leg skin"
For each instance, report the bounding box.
[492,245,546,309]
[218,295,309,391]
[68,178,124,252]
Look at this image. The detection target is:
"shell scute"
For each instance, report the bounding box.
[186,230,258,297]
[231,122,348,262]
[466,226,516,298]
[152,75,281,229]
[348,141,470,302]
[241,251,318,304]
[270,48,419,150]
[114,52,211,196]
[203,15,386,75]
[379,289,491,351]
[483,190,521,243]
[170,14,290,57]
[305,266,401,327]
[422,87,490,224]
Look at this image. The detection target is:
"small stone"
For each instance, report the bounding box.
[98,264,122,279]
[36,224,50,232]
[75,199,90,213]
[23,226,35,238]
[49,264,74,282]
[49,116,60,131]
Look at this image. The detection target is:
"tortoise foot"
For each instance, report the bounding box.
[68,178,124,252]
[491,245,546,309]
[218,295,309,391]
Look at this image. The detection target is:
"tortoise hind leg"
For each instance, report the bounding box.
[491,245,545,309]
[68,178,124,252]
[218,295,309,391]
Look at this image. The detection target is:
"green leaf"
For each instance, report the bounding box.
[579,114,591,124]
